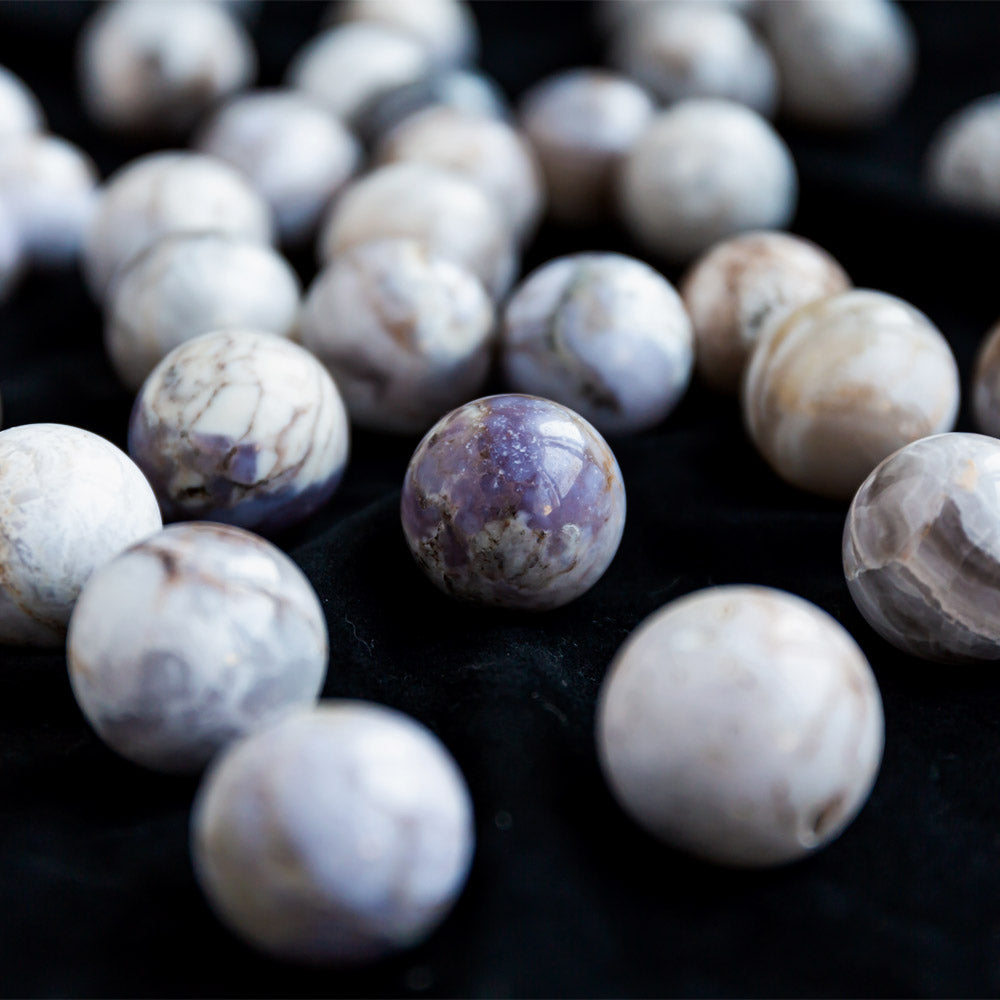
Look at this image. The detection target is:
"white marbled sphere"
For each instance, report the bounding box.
[681,231,851,394]
[519,69,654,226]
[287,22,431,126]
[106,232,301,391]
[0,66,44,138]
[129,330,349,533]
[0,135,98,268]
[68,521,328,773]
[78,0,256,135]
[612,4,778,117]
[0,424,162,647]
[844,433,1000,663]
[619,99,797,264]
[318,163,517,299]
[334,0,479,67]
[763,0,915,128]
[0,198,25,303]
[191,702,475,963]
[742,289,960,500]
[597,585,884,867]
[378,107,543,244]
[926,95,1000,216]
[501,253,693,435]
[301,238,494,434]
[973,320,1000,437]
[83,152,273,301]
[196,90,361,245]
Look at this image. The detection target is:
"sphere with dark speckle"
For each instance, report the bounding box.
[129,330,349,533]
[401,394,626,610]
[501,253,693,435]
[191,702,475,963]
[67,522,328,773]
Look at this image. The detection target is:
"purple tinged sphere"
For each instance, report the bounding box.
[401,394,626,610]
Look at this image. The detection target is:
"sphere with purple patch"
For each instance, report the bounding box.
[401,394,626,610]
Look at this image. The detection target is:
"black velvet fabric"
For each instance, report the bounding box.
[2,2,1000,996]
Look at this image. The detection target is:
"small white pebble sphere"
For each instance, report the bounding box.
[287,23,432,127]
[67,522,328,773]
[377,106,544,243]
[128,330,350,533]
[597,585,884,867]
[598,0,759,33]
[0,135,98,268]
[78,0,256,136]
[0,199,25,303]
[335,0,479,67]
[973,319,1000,437]
[301,238,494,434]
[681,231,851,394]
[763,0,915,128]
[191,702,475,963]
[501,253,693,435]
[519,69,654,226]
[619,99,798,264]
[82,151,274,301]
[196,90,361,245]
[612,4,778,117]
[105,232,301,392]
[0,66,44,137]
[318,163,517,299]
[0,424,162,647]
[926,95,1000,216]
[844,433,1000,663]
[742,289,960,500]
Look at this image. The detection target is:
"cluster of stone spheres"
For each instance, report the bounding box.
[2,0,1000,967]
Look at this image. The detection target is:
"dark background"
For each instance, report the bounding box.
[1,1,999,996]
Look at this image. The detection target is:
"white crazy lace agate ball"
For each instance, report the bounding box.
[67,521,328,772]
[844,433,1000,663]
[300,238,494,434]
[927,95,1000,217]
[597,585,884,866]
[129,330,349,533]
[500,253,693,435]
[742,289,960,499]
[191,702,475,963]
[0,424,162,647]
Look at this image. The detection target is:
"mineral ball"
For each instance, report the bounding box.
[0,198,24,303]
[500,253,693,435]
[191,702,475,963]
[844,433,1000,662]
[973,320,1000,437]
[0,135,98,268]
[680,231,851,394]
[598,0,759,33]
[128,330,350,533]
[335,0,479,67]
[518,69,654,226]
[287,22,431,127]
[0,424,162,647]
[300,238,494,434]
[356,69,509,147]
[195,89,361,245]
[377,106,544,243]
[742,289,960,499]
[618,99,798,264]
[0,66,44,137]
[318,162,516,299]
[763,0,915,128]
[82,151,274,301]
[78,0,256,135]
[612,4,778,117]
[401,394,626,610]
[926,95,1000,216]
[67,522,328,773]
[597,585,883,867]
[106,232,301,391]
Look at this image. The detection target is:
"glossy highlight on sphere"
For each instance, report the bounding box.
[401,394,626,610]
[844,433,1000,662]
